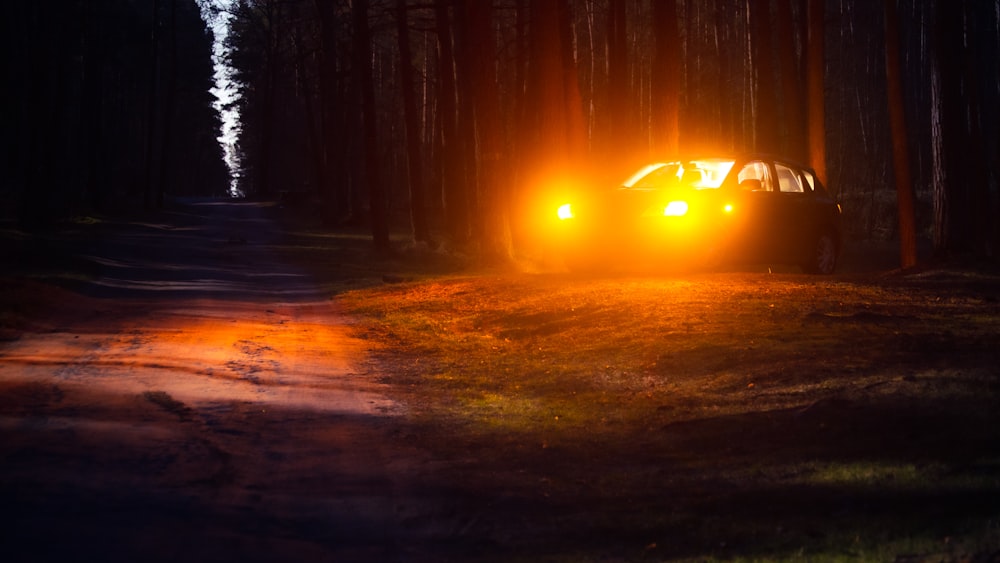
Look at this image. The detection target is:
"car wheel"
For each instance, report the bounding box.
[802,231,838,274]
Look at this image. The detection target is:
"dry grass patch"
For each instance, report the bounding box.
[340,268,1000,560]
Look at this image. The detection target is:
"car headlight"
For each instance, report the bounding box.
[663,201,689,216]
[557,203,574,220]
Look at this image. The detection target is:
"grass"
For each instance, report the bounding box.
[333,259,1000,560]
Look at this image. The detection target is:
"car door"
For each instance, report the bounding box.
[732,159,780,260]
[768,162,815,261]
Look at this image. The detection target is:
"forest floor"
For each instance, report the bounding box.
[1,198,999,562]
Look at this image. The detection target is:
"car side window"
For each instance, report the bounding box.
[737,161,773,192]
[801,169,816,191]
[775,163,805,193]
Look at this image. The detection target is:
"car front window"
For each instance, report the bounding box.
[686,159,735,188]
[623,163,681,189]
[623,159,734,190]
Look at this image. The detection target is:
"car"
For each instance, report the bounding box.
[551,154,843,274]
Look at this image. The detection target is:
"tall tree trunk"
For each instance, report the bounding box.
[461,0,512,263]
[715,1,735,150]
[993,0,1000,256]
[606,0,629,162]
[292,25,323,204]
[262,2,282,198]
[353,0,390,252]
[651,0,681,157]
[82,1,107,212]
[806,0,827,187]
[144,0,162,211]
[526,0,585,171]
[314,0,345,223]
[775,0,806,160]
[749,0,779,152]
[883,0,918,268]
[962,5,993,258]
[155,0,177,209]
[433,0,469,242]
[930,0,968,258]
[452,0,480,243]
[396,0,430,243]
[557,0,587,168]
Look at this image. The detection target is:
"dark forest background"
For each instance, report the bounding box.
[4,0,999,267]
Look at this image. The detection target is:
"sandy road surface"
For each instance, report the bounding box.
[0,201,453,562]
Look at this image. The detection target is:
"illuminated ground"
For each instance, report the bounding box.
[1,200,998,562]
[0,202,439,561]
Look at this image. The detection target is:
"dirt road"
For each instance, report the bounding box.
[0,201,455,562]
[4,200,999,562]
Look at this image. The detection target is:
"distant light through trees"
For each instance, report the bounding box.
[199,0,242,197]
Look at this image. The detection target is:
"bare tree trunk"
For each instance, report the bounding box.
[82,2,107,212]
[461,0,512,263]
[930,0,970,258]
[144,0,162,211]
[526,0,585,171]
[558,0,587,167]
[606,0,629,161]
[433,0,469,242]
[806,0,827,187]
[883,0,918,268]
[962,5,993,259]
[776,0,806,161]
[715,1,735,150]
[994,0,1000,256]
[749,0,779,152]
[314,3,335,217]
[395,0,430,243]
[353,0,390,252]
[651,0,681,157]
[452,0,480,243]
[155,0,177,209]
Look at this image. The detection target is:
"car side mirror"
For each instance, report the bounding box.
[740,178,763,191]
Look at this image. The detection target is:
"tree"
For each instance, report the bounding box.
[395,0,430,243]
[883,0,918,268]
[206,0,998,263]
[459,0,512,263]
[749,0,779,153]
[775,0,806,160]
[313,0,356,223]
[522,0,587,175]
[806,0,827,187]
[651,0,681,157]
[352,0,390,252]
[930,1,997,260]
[605,0,630,162]
[5,0,227,225]
[433,0,470,242]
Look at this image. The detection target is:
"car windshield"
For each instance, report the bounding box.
[622,159,736,190]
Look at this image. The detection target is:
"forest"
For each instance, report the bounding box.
[4,1,231,219]
[5,0,1000,267]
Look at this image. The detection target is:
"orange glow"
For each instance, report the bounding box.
[663,201,689,216]
[623,163,671,187]
[723,203,734,213]
[515,169,593,242]
[0,297,383,413]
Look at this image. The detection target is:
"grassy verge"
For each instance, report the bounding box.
[334,255,1000,560]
